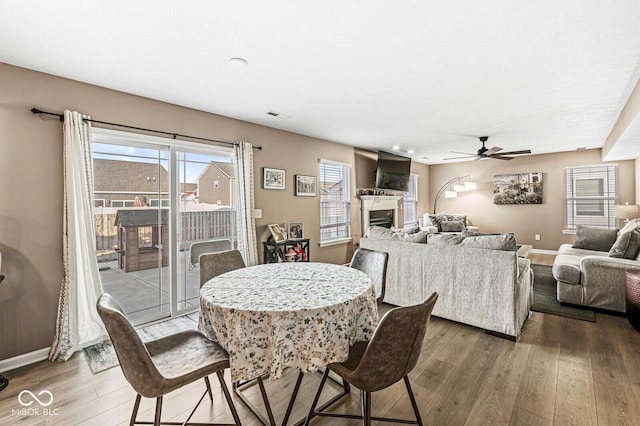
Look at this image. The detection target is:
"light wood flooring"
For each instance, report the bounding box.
[2,253,639,425]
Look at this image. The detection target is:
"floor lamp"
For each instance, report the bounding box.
[433,175,476,214]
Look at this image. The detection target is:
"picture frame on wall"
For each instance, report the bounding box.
[267,223,287,242]
[295,174,317,196]
[263,168,286,190]
[494,172,543,205]
[288,222,304,239]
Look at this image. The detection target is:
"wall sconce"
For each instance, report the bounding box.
[615,202,640,224]
[433,175,476,214]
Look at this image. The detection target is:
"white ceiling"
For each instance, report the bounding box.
[2,1,640,164]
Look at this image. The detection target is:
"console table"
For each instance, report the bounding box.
[263,238,310,263]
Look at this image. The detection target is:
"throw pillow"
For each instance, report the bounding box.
[427,214,443,232]
[572,225,619,252]
[460,233,517,251]
[440,220,466,232]
[427,233,465,245]
[402,230,429,243]
[609,229,640,259]
[391,226,420,234]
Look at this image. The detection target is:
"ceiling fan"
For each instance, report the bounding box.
[445,136,532,161]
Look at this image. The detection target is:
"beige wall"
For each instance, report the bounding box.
[430,149,635,251]
[0,63,362,359]
[1,60,635,360]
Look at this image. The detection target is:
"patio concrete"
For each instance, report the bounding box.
[99,250,200,325]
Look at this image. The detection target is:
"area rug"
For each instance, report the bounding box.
[531,264,595,322]
[83,312,199,374]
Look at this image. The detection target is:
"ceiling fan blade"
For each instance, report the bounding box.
[444,154,477,160]
[489,155,513,160]
[483,146,502,156]
[497,149,532,155]
[449,151,476,155]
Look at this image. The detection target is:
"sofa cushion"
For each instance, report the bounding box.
[391,225,420,234]
[460,233,517,251]
[609,228,640,259]
[426,213,467,232]
[572,225,618,252]
[427,233,465,245]
[552,254,582,285]
[367,226,428,243]
[440,220,466,232]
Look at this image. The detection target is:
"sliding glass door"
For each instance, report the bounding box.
[92,129,236,325]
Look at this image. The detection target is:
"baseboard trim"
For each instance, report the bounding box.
[0,347,50,373]
[530,249,557,255]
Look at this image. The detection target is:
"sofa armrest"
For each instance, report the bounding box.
[581,255,640,271]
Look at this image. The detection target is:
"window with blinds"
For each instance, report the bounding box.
[564,165,618,230]
[319,160,351,244]
[403,174,419,227]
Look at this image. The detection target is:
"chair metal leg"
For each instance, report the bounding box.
[404,376,423,426]
[130,394,142,426]
[361,390,371,426]
[154,396,163,426]
[216,371,242,426]
[204,376,214,401]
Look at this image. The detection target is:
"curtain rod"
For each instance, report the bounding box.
[30,108,262,150]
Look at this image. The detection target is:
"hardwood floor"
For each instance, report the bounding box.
[1,254,638,425]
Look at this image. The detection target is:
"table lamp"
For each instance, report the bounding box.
[615,203,640,224]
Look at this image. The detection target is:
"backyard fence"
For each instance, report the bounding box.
[95,209,237,251]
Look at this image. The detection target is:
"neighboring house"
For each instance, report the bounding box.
[93,158,170,207]
[197,161,237,207]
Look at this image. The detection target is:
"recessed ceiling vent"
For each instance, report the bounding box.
[267,111,290,119]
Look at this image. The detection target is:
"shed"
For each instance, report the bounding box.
[115,209,169,272]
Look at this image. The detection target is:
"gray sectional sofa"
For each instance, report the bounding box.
[360,227,533,339]
[552,222,640,312]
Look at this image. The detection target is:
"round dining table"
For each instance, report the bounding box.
[198,261,379,383]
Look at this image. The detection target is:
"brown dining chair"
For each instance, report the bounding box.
[349,247,389,304]
[199,249,246,287]
[96,293,241,426]
[304,292,439,426]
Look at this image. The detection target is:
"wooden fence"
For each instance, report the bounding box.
[95,209,237,251]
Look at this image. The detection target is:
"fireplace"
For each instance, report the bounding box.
[360,195,401,232]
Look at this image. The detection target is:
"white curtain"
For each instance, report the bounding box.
[234,141,259,266]
[49,111,106,361]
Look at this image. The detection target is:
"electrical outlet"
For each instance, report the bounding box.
[535,234,541,241]
[254,209,262,219]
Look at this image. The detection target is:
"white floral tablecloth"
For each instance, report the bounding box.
[198,262,379,382]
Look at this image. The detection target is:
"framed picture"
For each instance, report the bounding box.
[267,223,287,242]
[295,175,317,196]
[288,222,304,239]
[263,168,286,190]
[494,172,543,205]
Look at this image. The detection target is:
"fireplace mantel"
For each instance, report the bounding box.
[360,195,401,231]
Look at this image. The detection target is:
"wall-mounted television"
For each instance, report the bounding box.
[375,151,412,192]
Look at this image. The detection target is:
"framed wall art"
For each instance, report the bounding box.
[295,175,317,196]
[263,168,286,190]
[494,172,543,204]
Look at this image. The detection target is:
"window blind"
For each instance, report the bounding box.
[564,165,618,230]
[403,174,418,226]
[319,160,351,242]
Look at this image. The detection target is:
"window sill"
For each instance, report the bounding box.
[319,237,352,248]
